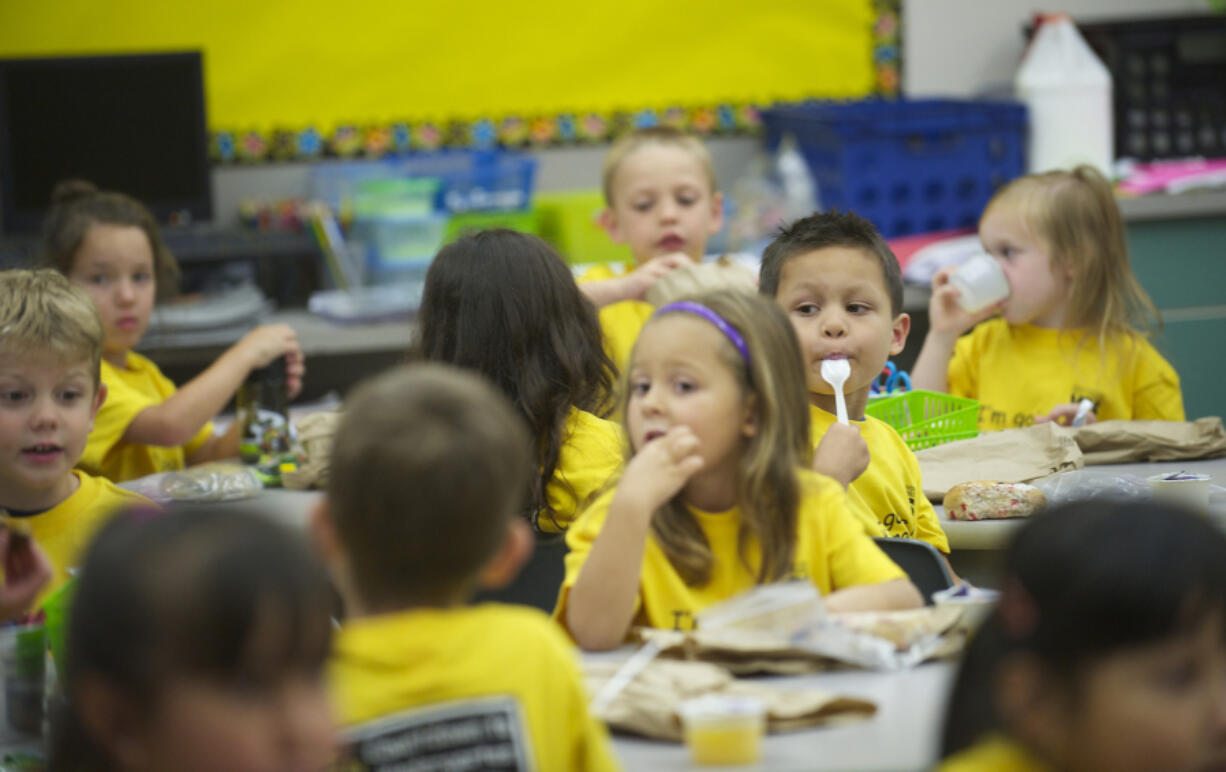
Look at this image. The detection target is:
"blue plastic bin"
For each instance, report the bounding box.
[760,100,1026,238]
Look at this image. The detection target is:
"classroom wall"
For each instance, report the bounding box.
[903,0,1210,97]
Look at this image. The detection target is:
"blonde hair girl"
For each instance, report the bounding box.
[913,165,1183,430]
[559,290,920,650]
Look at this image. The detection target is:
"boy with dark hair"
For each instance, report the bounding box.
[761,213,950,556]
[314,363,617,770]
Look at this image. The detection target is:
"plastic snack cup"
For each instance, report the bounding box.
[0,623,45,739]
[949,254,1010,313]
[1148,472,1211,516]
[680,695,766,766]
[933,585,1000,637]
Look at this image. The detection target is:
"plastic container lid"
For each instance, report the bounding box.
[680,695,766,723]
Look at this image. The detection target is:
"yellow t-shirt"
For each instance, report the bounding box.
[4,471,150,607]
[79,351,215,482]
[809,405,950,554]
[938,734,1054,772]
[948,319,1184,431]
[556,469,906,633]
[579,263,654,373]
[329,604,619,772]
[539,408,625,533]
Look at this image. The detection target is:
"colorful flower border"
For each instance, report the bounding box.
[211,5,901,165]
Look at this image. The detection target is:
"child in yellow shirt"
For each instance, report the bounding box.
[0,269,149,605]
[559,291,920,651]
[579,127,726,371]
[313,364,618,771]
[414,229,623,533]
[938,500,1226,772]
[41,181,306,481]
[759,212,950,556]
[913,165,1183,429]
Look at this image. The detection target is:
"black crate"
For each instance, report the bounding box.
[1077,14,1226,161]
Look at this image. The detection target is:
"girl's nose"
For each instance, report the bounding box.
[639,385,664,414]
[115,279,136,303]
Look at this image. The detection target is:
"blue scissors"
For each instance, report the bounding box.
[871,361,911,395]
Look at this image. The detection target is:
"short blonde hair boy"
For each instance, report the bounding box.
[601,126,718,205]
[0,268,104,383]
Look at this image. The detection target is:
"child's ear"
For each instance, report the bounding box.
[89,382,107,428]
[741,393,759,438]
[75,674,150,770]
[477,518,533,590]
[707,191,725,234]
[889,312,911,356]
[309,498,342,564]
[996,653,1071,755]
[598,207,626,245]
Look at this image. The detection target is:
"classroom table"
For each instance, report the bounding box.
[596,656,955,772]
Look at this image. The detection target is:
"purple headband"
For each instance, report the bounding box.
[655,301,750,365]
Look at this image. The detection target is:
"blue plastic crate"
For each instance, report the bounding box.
[761,99,1026,238]
[312,150,537,216]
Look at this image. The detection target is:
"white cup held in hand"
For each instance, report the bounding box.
[950,254,1010,313]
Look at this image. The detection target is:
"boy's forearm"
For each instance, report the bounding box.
[566,493,654,650]
[910,332,958,392]
[579,277,636,308]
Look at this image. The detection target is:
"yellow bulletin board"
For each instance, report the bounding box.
[0,0,898,162]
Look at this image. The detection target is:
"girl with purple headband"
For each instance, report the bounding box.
[556,289,922,650]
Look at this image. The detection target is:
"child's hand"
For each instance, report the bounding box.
[0,529,51,622]
[625,253,694,301]
[617,426,704,515]
[813,423,870,488]
[235,324,306,398]
[928,266,1003,337]
[1035,403,1098,427]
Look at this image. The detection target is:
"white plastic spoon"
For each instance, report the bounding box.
[821,358,851,425]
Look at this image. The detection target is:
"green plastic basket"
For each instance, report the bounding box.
[864,389,979,451]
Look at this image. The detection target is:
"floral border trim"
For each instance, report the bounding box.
[211,4,902,165]
[210,104,765,164]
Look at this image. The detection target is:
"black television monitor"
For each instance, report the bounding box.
[0,51,211,234]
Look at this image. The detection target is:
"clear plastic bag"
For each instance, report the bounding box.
[1030,468,1151,508]
[160,462,262,502]
[122,462,263,504]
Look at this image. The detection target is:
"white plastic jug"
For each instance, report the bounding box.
[1015,14,1113,176]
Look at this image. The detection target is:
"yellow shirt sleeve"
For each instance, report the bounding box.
[81,353,216,481]
[541,409,625,533]
[801,472,908,591]
[80,361,155,473]
[555,486,629,626]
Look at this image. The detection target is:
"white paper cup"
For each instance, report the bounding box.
[950,254,1010,313]
[680,695,766,766]
[1148,473,1211,515]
